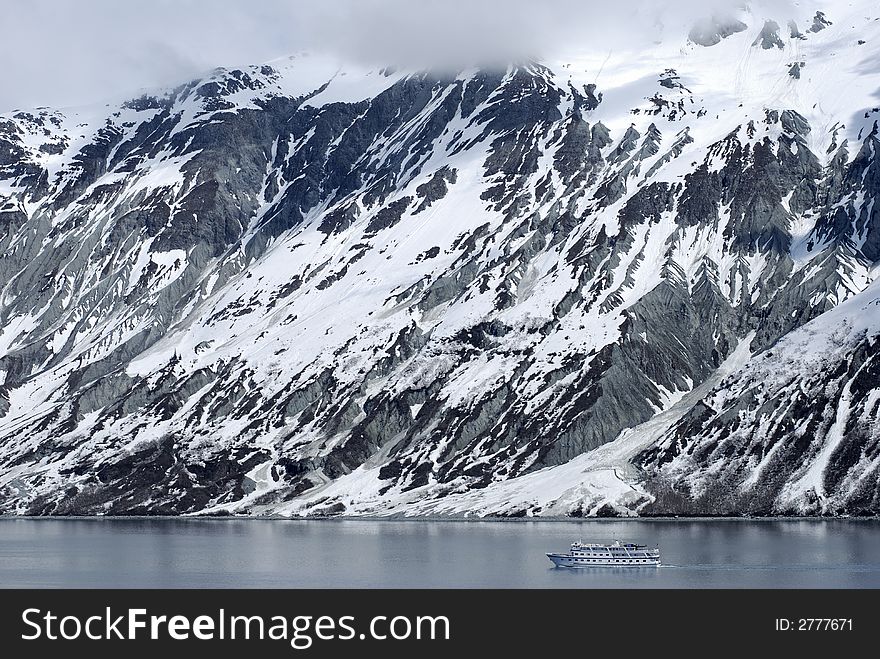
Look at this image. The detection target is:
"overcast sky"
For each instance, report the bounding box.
[0,0,793,112]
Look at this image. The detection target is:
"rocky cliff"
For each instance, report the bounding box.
[1,2,878,516]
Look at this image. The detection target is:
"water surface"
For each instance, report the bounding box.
[1,518,878,588]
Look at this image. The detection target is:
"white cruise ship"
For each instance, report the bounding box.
[546,541,660,567]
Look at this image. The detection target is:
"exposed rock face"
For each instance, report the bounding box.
[809,11,832,33]
[639,283,880,516]
[753,20,785,49]
[1,6,880,517]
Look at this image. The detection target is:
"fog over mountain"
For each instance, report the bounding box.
[2,0,790,109]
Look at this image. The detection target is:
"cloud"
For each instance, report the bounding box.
[0,0,799,111]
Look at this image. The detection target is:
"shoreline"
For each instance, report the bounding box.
[1,515,878,522]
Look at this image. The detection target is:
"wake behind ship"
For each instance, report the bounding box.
[547,541,660,568]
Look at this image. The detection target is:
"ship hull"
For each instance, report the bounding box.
[546,553,660,568]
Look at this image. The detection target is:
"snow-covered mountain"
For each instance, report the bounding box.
[1,2,879,516]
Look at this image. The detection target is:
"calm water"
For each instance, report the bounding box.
[1,518,879,588]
